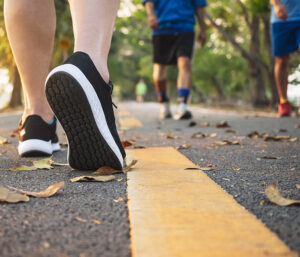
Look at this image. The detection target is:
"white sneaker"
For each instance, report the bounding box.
[159,102,172,119]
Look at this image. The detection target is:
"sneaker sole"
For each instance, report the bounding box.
[45,65,124,170]
[18,139,53,157]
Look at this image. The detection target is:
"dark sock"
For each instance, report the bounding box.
[154,80,168,102]
[178,88,190,103]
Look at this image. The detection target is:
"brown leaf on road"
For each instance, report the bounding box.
[113,197,124,203]
[0,136,8,145]
[121,140,133,148]
[75,217,87,223]
[265,183,300,206]
[10,156,54,171]
[90,219,101,225]
[8,181,64,198]
[184,167,201,170]
[93,166,119,175]
[214,140,240,146]
[262,156,278,160]
[198,122,210,127]
[188,121,197,127]
[0,186,30,203]
[295,124,300,128]
[176,144,191,150]
[225,129,236,133]
[296,184,300,189]
[70,175,115,183]
[247,131,266,138]
[9,164,35,172]
[289,137,298,142]
[166,130,178,139]
[216,121,230,128]
[123,160,138,172]
[191,131,206,139]
[50,161,68,166]
[263,135,291,141]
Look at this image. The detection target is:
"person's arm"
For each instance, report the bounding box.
[195,7,206,48]
[270,0,288,20]
[145,1,158,29]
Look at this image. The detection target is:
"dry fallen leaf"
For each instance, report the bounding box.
[121,140,133,148]
[176,144,191,150]
[70,175,115,183]
[289,137,298,142]
[0,136,8,145]
[166,130,178,139]
[93,166,119,175]
[0,186,30,203]
[123,160,138,172]
[260,200,264,206]
[10,164,35,172]
[8,181,64,198]
[199,167,214,171]
[296,184,300,189]
[295,124,300,128]
[50,160,68,166]
[75,217,87,223]
[265,183,300,206]
[225,129,236,133]
[188,121,197,127]
[10,156,54,171]
[191,131,206,139]
[216,121,230,128]
[117,178,123,182]
[263,135,291,141]
[91,219,101,225]
[262,156,278,160]
[113,197,124,203]
[184,167,201,170]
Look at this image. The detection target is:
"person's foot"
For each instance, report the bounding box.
[159,102,172,119]
[278,102,292,117]
[174,109,192,120]
[45,51,126,170]
[18,115,60,157]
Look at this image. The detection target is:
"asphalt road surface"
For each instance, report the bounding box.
[0,101,299,257]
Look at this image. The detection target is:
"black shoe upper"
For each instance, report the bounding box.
[64,52,126,159]
[19,115,58,143]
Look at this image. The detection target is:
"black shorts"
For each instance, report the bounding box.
[152,31,195,65]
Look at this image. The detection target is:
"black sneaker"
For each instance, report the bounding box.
[174,110,192,120]
[45,52,126,170]
[18,115,60,157]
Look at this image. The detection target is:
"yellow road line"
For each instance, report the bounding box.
[127,147,297,257]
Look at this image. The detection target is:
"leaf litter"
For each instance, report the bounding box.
[0,186,30,203]
[70,175,115,183]
[7,181,64,198]
[0,136,8,145]
[10,156,54,171]
[265,183,300,206]
[92,160,138,175]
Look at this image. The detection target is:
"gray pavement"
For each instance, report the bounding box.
[0,101,299,256]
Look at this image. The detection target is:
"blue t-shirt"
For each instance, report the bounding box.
[271,0,300,23]
[143,0,207,34]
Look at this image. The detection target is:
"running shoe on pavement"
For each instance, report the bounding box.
[278,102,292,117]
[174,109,192,120]
[18,115,60,157]
[159,102,172,119]
[45,52,126,170]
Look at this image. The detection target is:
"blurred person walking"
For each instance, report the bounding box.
[144,0,207,120]
[4,0,125,170]
[136,79,147,103]
[270,0,300,117]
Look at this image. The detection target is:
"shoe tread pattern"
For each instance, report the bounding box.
[46,72,122,170]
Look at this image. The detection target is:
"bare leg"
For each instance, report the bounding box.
[274,55,290,103]
[4,0,56,123]
[153,63,168,102]
[69,0,120,83]
[177,57,192,93]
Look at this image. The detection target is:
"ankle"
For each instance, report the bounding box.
[22,108,54,124]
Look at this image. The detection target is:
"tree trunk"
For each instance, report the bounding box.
[249,15,268,107]
[9,66,22,107]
